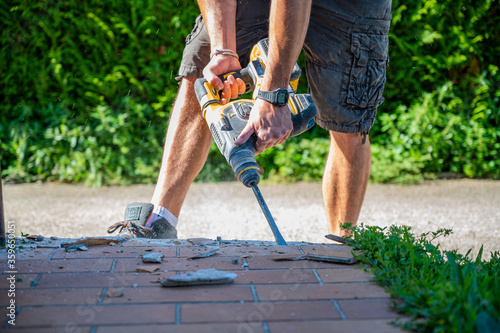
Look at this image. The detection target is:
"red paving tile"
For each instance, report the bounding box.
[232,269,319,285]
[178,244,302,257]
[181,300,341,323]
[113,257,247,272]
[14,287,102,306]
[36,271,176,288]
[51,246,176,259]
[96,323,265,333]
[245,255,345,270]
[103,285,254,304]
[0,273,39,289]
[1,239,404,332]
[255,282,390,301]
[268,319,402,333]
[15,258,113,273]
[0,327,92,333]
[316,268,374,283]
[338,299,400,319]
[9,248,55,261]
[13,304,176,327]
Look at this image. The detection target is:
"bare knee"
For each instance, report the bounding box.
[331,131,368,148]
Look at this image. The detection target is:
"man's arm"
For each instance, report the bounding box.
[197,0,245,104]
[235,0,312,154]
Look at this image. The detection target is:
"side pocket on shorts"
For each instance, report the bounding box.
[344,33,389,108]
[185,15,204,45]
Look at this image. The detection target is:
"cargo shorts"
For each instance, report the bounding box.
[177,0,392,134]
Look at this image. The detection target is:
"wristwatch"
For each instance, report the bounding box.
[256,88,289,107]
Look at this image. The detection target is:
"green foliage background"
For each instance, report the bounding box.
[1,0,499,185]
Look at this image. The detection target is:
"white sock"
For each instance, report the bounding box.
[145,205,178,228]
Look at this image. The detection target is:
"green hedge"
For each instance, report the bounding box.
[1,0,499,185]
[1,0,197,185]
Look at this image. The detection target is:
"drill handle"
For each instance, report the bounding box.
[194,67,255,110]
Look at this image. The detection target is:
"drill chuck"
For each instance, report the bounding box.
[230,149,260,187]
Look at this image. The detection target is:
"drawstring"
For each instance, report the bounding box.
[361,131,368,145]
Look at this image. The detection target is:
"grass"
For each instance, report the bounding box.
[345,223,500,332]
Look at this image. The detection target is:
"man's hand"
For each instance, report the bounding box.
[202,54,246,105]
[234,98,293,155]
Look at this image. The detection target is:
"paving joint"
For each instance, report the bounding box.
[332,299,347,320]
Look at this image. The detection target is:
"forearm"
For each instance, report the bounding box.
[197,0,237,52]
[262,0,312,90]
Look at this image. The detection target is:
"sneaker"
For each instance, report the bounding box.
[107,202,177,239]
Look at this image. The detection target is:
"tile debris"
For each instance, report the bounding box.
[187,238,216,246]
[161,268,237,287]
[271,254,358,265]
[325,234,356,245]
[63,243,88,252]
[141,252,164,263]
[26,234,44,241]
[188,248,220,260]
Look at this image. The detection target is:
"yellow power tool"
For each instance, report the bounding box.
[194,39,316,245]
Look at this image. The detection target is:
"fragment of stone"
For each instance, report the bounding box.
[324,234,356,245]
[271,254,357,265]
[141,252,164,263]
[188,248,220,260]
[161,268,237,287]
[64,243,88,252]
[187,238,217,246]
[62,237,125,250]
[26,234,44,241]
[306,254,357,264]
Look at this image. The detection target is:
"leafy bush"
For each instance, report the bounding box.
[1,0,198,183]
[348,224,500,332]
[1,0,499,184]
[372,0,500,181]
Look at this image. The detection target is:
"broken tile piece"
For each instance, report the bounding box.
[141,252,164,263]
[325,234,356,245]
[187,238,216,246]
[161,268,237,287]
[306,254,357,265]
[188,248,220,260]
[66,237,124,248]
[271,254,357,265]
[64,243,88,252]
[27,234,44,241]
[136,265,160,273]
[271,255,307,261]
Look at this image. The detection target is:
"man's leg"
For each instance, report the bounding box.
[322,131,371,236]
[150,77,212,217]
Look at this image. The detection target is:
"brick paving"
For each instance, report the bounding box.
[1,237,405,332]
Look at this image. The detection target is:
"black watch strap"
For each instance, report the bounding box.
[256,88,289,107]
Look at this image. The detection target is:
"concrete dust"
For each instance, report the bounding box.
[3,179,499,258]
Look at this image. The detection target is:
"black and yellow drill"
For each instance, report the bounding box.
[194,39,316,245]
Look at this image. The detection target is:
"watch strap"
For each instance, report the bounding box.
[256,89,289,106]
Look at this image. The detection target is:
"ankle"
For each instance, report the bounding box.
[146,205,178,228]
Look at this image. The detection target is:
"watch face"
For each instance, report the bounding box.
[276,91,288,105]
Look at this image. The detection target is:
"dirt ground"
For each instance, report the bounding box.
[3,179,499,258]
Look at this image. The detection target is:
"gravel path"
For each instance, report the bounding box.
[3,179,499,258]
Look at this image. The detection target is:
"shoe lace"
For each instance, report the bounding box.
[107,221,156,238]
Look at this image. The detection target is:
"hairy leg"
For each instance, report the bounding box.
[322,131,371,236]
[151,77,213,217]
